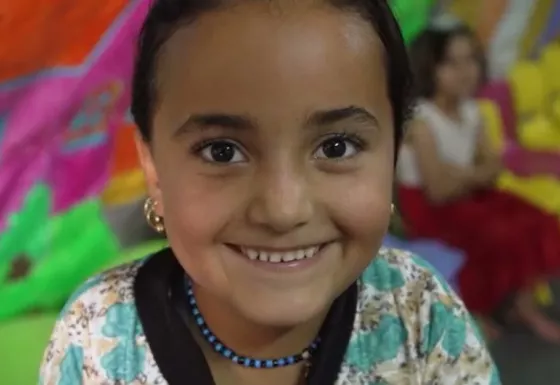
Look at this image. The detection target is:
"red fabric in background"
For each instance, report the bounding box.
[398,186,560,313]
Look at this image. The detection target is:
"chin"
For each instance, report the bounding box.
[233,293,332,328]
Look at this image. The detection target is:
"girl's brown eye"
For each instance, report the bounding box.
[198,140,247,163]
[314,135,362,160]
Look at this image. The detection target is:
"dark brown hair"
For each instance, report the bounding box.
[409,24,486,99]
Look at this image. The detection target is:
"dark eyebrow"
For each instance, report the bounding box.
[308,106,379,127]
[173,113,255,137]
[172,106,378,138]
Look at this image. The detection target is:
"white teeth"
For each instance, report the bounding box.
[269,253,282,263]
[305,247,318,259]
[282,252,296,262]
[247,249,259,260]
[240,246,321,263]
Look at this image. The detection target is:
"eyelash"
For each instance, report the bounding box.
[323,132,366,150]
[191,138,237,153]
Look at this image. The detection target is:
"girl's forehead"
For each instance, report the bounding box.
[445,35,474,55]
[160,5,379,70]
[156,5,389,122]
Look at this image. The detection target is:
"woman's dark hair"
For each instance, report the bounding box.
[409,24,486,99]
[131,0,413,155]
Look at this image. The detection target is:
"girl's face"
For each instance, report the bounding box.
[435,34,480,99]
[138,3,394,327]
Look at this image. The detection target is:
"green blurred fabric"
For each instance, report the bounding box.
[391,0,434,43]
[0,314,57,385]
[0,189,120,321]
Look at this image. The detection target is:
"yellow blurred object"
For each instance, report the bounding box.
[102,169,146,206]
[447,0,482,31]
[517,113,560,151]
[497,173,560,215]
[551,98,560,124]
[535,281,554,307]
[519,0,554,57]
[508,60,545,118]
[478,100,505,152]
[478,99,560,220]
[539,43,560,98]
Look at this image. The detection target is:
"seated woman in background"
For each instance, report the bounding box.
[398,24,560,342]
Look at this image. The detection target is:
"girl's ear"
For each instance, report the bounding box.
[135,132,164,216]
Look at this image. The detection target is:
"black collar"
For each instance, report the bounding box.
[134,248,357,385]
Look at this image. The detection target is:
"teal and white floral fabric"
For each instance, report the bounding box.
[39,248,499,384]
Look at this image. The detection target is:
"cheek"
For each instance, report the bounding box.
[160,176,237,244]
[152,143,239,245]
[321,166,393,244]
[465,66,481,90]
[156,171,243,287]
[155,152,243,273]
[438,69,456,89]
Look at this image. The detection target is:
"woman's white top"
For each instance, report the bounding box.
[397,100,481,187]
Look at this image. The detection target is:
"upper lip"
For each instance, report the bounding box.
[227,242,332,252]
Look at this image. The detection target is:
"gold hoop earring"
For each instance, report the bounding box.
[144,197,165,233]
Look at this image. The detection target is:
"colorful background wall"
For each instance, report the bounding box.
[445,0,560,77]
[0,0,153,321]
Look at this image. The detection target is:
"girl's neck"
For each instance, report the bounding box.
[431,93,462,120]
[190,282,328,360]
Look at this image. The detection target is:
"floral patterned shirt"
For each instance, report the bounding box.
[39,248,500,384]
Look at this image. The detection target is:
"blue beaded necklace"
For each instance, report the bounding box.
[185,279,321,369]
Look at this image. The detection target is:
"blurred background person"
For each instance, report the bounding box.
[397,23,560,343]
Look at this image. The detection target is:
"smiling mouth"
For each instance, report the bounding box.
[227,244,327,264]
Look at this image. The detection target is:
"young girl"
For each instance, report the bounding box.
[39,1,498,384]
[399,24,560,343]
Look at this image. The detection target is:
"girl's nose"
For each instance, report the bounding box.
[246,167,314,234]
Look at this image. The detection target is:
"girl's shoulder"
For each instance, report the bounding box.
[49,260,147,348]
[41,260,165,384]
[360,247,451,293]
[60,259,145,319]
[40,259,157,385]
[358,247,467,327]
[344,248,498,383]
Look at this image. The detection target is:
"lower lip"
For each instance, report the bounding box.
[226,244,330,272]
